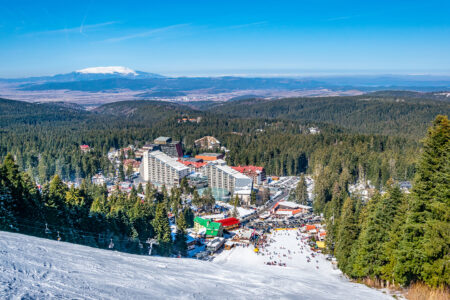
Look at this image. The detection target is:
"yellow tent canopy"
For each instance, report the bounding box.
[316,241,326,249]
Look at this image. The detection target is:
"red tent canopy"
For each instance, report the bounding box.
[216,217,240,227]
[306,225,316,231]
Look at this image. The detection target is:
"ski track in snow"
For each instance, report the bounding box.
[0,231,393,299]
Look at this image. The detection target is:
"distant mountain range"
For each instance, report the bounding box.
[0,66,164,83]
[18,76,327,92]
[0,66,449,105]
[8,69,450,92]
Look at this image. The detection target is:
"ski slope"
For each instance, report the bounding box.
[0,231,393,299]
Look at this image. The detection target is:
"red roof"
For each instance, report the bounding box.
[216,217,240,227]
[232,165,264,173]
[178,160,207,169]
[123,159,136,166]
[80,145,90,149]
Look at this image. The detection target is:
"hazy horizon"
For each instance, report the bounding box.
[2,67,450,79]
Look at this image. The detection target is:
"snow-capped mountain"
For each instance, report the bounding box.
[0,66,164,83]
[76,66,138,75]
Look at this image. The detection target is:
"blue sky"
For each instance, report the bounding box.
[1,0,449,77]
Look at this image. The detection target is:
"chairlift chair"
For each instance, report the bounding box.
[45,223,51,235]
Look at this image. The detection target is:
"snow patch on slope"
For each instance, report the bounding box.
[76,66,137,75]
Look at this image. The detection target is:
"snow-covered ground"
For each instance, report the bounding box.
[0,231,393,299]
[348,180,375,201]
[217,201,256,219]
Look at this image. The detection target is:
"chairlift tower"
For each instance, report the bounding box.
[146,238,158,256]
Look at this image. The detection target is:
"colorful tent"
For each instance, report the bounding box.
[316,241,326,249]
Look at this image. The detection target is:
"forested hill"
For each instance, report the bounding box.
[93,100,200,124]
[208,94,450,137]
[2,92,449,137]
[0,98,89,127]
[367,90,450,101]
[0,98,200,128]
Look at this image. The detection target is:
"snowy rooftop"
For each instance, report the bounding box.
[276,201,312,210]
[149,151,189,172]
[201,214,225,220]
[275,210,293,215]
[234,188,252,195]
[215,164,252,180]
[217,201,255,218]
[277,201,299,208]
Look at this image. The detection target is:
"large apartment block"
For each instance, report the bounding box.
[231,165,266,185]
[203,160,252,193]
[142,150,190,186]
[153,136,183,157]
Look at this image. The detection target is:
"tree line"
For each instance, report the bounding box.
[0,155,201,257]
[319,115,449,289]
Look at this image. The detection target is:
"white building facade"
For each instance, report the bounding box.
[142,150,190,186]
[202,160,252,193]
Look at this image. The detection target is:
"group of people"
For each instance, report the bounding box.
[259,230,298,267]
[251,229,322,269]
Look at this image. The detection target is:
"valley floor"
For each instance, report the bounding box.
[0,230,393,299]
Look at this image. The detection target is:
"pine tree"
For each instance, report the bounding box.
[250,190,257,206]
[180,177,189,193]
[379,192,408,284]
[192,189,201,207]
[1,154,42,221]
[183,207,194,228]
[295,174,309,204]
[324,182,347,253]
[232,195,240,218]
[351,185,403,279]
[334,196,359,274]
[153,203,172,256]
[394,115,450,287]
[172,199,179,217]
[137,183,143,194]
[0,185,16,230]
[65,186,86,208]
[42,175,69,226]
[202,187,215,212]
[46,175,67,208]
[118,164,125,181]
[144,182,155,203]
[174,213,188,256]
[161,185,169,205]
[90,195,109,214]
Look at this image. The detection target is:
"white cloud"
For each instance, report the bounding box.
[103,24,190,43]
[227,21,267,30]
[26,21,118,36]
